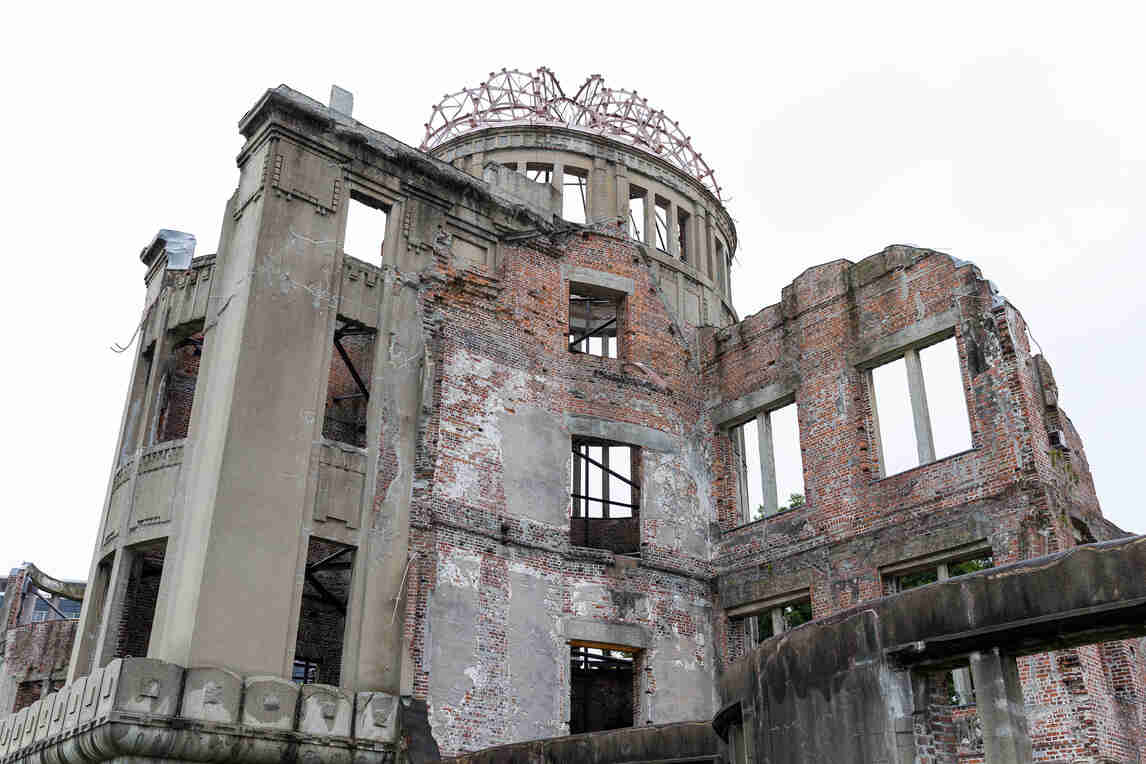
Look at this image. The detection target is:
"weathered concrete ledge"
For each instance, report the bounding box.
[439,720,720,764]
[717,536,1146,763]
[0,658,397,763]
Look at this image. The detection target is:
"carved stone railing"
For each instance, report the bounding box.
[0,658,396,763]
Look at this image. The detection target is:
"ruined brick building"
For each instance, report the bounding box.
[0,70,1143,763]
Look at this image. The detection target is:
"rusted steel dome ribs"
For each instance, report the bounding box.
[420,67,722,200]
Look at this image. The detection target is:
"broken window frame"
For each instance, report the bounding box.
[568,285,621,359]
[729,398,804,524]
[525,162,554,184]
[570,438,639,521]
[653,197,670,254]
[628,186,647,243]
[293,537,355,687]
[322,317,377,447]
[865,333,973,478]
[677,208,690,263]
[562,166,589,224]
[568,641,637,734]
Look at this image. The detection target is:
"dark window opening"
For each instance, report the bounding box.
[569,287,619,359]
[323,318,377,447]
[293,537,354,686]
[569,645,634,734]
[154,329,203,444]
[654,198,670,253]
[753,598,813,643]
[677,208,690,263]
[344,194,389,265]
[114,541,166,660]
[570,438,640,554]
[1070,517,1097,545]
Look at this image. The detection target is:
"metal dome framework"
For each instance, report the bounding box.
[420,68,722,200]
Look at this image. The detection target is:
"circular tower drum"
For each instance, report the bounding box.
[421,67,738,328]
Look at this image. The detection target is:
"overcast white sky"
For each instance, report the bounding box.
[2,1,1142,579]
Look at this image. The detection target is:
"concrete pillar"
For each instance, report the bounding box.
[615,166,630,232]
[666,199,678,258]
[644,194,656,248]
[757,412,778,516]
[589,157,614,225]
[904,348,936,464]
[551,161,564,218]
[150,135,346,678]
[968,648,1033,763]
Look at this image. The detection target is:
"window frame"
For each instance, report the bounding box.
[861,330,973,479]
[728,396,803,523]
[727,589,814,646]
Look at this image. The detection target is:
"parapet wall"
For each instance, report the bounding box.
[0,657,398,763]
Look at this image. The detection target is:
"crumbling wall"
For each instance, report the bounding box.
[703,246,1144,761]
[401,229,719,756]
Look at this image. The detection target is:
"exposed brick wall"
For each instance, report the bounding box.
[155,333,202,443]
[701,246,1143,760]
[1,619,76,714]
[393,227,719,756]
[114,545,165,660]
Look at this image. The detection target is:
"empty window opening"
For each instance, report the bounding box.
[114,541,166,660]
[293,537,354,686]
[153,329,203,444]
[525,163,553,184]
[323,318,377,447]
[569,644,635,734]
[730,402,804,522]
[654,198,670,253]
[563,167,588,224]
[920,338,973,459]
[628,187,647,242]
[752,597,813,643]
[677,208,690,263]
[568,287,619,359]
[344,195,389,265]
[870,336,972,477]
[570,438,640,554]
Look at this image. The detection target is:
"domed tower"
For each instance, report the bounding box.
[46,71,733,761]
[422,67,738,331]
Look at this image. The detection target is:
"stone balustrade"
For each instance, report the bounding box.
[0,658,397,763]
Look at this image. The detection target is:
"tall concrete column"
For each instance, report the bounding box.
[615,166,630,232]
[667,199,679,258]
[756,412,778,517]
[589,157,614,225]
[150,134,346,677]
[968,648,1033,763]
[904,348,935,463]
[644,194,656,248]
[551,162,564,218]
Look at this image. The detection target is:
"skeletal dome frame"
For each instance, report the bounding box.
[421,67,722,200]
